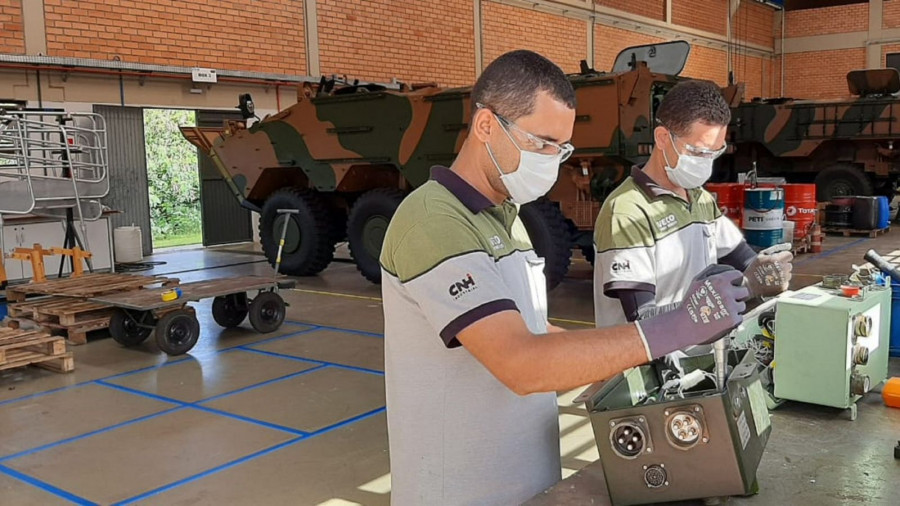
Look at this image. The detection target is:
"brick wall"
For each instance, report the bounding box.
[784,48,864,99]
[682,45,728,84]
[318,0,474,87]
[733,54,768,99]
[593,25,665,72]
[43,0,306,74]
[482,3,586,74]
[0,0,24,54]
[733,0,775,48]
[596,0,665,21]
[785,3,867,37]
[884,0,900,29]
[673,0,727,36]
[882,43,900,66]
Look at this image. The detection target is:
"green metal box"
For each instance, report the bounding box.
[773,284,891,417]
[584,351,771,505]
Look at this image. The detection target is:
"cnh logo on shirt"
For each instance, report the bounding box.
[611,260,631,273]
[449,273,477,299]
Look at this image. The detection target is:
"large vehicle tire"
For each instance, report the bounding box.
[347,188,406,284]
[259,188,337,276]
[519,199,572,290]
[815,163,873,201]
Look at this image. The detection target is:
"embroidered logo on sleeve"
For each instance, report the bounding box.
[611,260,632,274]
[449,273,478,299]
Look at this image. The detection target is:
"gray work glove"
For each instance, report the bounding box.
[635,265,749,361]
[743,243,793,298]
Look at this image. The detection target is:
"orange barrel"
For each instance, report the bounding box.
[883,377,900,408]
[782,184,817,240]
[705,183,744,226]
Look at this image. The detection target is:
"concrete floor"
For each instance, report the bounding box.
[0,233,899,505]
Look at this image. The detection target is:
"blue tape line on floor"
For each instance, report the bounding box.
[0,321,386,501]
[197,363,327,403]
[238,346,385,376]
[0,462,99,505]
[0,325,322,408]
[286,321,384,338]
[795,237,868,266]
[0,407,184,463]
[96,381,309,437]
[111,436,306,505]
[112,406,386,505]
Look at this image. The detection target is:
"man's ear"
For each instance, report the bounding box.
[653,125,669,147]
[470,107,494,143]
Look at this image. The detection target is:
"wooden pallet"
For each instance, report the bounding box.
[0,327,74,373]
[822,226,890,238]
[5,273,179,302]
[8,296,114,325]
[6,315,110,346]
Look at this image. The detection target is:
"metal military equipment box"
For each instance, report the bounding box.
[582,350,771,505]
[773,283,891,420]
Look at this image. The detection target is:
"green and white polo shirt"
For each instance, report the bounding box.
[380,166,561,505]
[593,166,746,327]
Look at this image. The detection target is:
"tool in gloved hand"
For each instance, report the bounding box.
[636,264,749,361]
[743,242,793,298]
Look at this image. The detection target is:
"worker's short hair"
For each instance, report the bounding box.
[656,80,731,136]
[472,50,576,121]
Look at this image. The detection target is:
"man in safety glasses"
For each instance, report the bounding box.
[592,79,794,331]
[381,52,752,505]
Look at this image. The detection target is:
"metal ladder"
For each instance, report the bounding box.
[0,108,110,270]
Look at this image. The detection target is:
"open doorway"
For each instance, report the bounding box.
[143,109,202,249]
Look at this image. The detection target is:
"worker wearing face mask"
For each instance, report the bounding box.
[380,52,750,505]
[593,79,794,330]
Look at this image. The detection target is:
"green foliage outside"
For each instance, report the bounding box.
[144,109,202,248]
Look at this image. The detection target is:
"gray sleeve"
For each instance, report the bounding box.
[403,251,519,348]
[719,240,757,272]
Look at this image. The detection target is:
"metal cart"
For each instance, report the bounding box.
[90,275,295,355]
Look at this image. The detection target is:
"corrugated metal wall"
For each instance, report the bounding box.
[93,105,153,256]
[196,110,252,246]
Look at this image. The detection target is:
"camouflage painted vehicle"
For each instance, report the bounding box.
[181,42,713,288]
[720,68,900,200]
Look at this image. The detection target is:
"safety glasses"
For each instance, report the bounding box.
[671,132,727,160]
[476,103,575,162]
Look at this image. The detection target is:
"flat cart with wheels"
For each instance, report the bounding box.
[90,275,295,355]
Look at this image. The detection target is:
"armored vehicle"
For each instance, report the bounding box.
[182,42,702,288]
[721,67,900,200]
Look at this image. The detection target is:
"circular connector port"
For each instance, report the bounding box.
[644,465,668,488]
[610,423,646,459]
[853,345,869,366]
[666,411,703,449]
[850,373,871,396]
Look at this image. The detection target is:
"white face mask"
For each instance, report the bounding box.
[662,132,714,189]
[485,123,562,205]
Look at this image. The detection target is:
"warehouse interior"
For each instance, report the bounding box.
[2,0,900,505]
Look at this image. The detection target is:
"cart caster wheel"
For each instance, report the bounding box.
[212,293,248,328]
[110,309,153,346]
[249,291,286,333]
[155,309,200,355]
